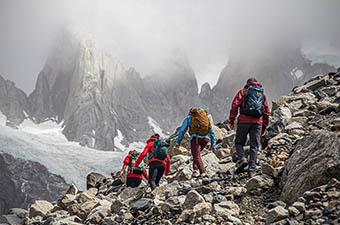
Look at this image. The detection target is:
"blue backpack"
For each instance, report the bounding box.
[241,85,265,117]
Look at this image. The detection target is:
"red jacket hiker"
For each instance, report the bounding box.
[229,81,270,134]
[134,137,171,175]
[122,154,148,180]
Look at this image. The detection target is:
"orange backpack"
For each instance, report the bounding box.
[189,108,211,136]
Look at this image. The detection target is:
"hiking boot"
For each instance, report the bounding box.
[235,158,248,174]
[192,170,200,178]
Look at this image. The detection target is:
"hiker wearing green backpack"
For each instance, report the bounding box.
[119,150,148,188]
[176,107,216,177]
[134,133,171,190]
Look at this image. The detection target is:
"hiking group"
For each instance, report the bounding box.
[117,77,270,190]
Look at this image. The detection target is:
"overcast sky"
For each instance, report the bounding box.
[0,0,340,93]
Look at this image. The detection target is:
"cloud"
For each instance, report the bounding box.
[0,0,339,93]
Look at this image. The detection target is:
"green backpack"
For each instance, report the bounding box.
[148,139,169,161]
[129,151,145,175]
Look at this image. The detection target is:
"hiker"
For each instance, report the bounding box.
[176,107,216,177]
[229,78,270,177]
[134,134,171,190]
[119,150,148,188]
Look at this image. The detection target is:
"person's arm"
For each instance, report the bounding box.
[134,144,151,167]
[229,90,244,129]
[209,127,216,147]
[262,96,271,135]
[176,116,190,145]
[120,155,130,177]
[164,154,171,175]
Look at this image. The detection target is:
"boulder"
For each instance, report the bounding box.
[213,201,240,219]
[261,163,280,178]
[0,214,22,225]
[28,200,54,218]
[66,184,78,195]
[202,153,234,176]
[266,206,289,224]
[281,130,340,204]
[182,190,205,209]
[129,198,154,213]
[77,201,99,219]
[86,172,106,190]
[171,146,189,156]
[246,175,274,191]
[214,148,231,159]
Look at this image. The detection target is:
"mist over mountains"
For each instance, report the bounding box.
[0,29,335,150]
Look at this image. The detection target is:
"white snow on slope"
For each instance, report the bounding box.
[147,116,167,137]
[113,129,126,151]
[0,111,6,126]
[0,119,125,190]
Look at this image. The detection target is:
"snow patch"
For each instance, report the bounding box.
[114,129,126,151]
[0,111,6,126]
[128,141,145,151]
[147,117,167,137]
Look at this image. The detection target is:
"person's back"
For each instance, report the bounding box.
[229,78,270,177]
[134,134,171,190]
[119,150,148,188]
[176,107,216,177]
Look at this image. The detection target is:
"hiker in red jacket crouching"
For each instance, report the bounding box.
[229,78,270,177]
[119,150,148,188]
[134,134,171,190]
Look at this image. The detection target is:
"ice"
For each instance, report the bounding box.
[0,119,125,190]
[147,116,167,137]
[128,141,145,151]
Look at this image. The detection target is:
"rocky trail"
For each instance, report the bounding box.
[1,69,339,225]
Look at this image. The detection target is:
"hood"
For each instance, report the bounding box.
[146,137,158,144]
[245,81,262,89]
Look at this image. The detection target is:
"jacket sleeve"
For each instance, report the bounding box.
[262,96,271,133]
[134,144,150,167]
[176,115,190,144]
[123,155,131,166]
[164,154,171,175]
[209,127,216,146]
[229,90,244,126]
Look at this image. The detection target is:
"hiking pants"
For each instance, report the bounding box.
[191,137,209,174]
[126,177,142,188]
[235,123,262,170]
[149,162,165,190]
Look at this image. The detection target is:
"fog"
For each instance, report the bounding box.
[0,0,340,93]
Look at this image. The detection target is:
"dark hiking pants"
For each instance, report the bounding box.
[235,123,262,170]
[149,162,165,190]
[191,137,209,174]
[126,177,142,188]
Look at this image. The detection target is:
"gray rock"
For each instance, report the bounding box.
[28,200,54,218]
[0,214,22,225]
[214,201,240,219]
[0,153,68,215]
[266,206,289,224]
[281,130,340,204]
[246,175,274,191]
[0,75,29,127]
[129,198,154,212]
[292,202,306,213]
[182,190,205,209]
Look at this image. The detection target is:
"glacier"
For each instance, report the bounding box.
[0,113,125,190]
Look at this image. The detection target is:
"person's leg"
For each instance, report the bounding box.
[249,124,262,171]
[154,164,165,187]
[235,124,250,161]
[191,138,206,174]
[126,177,133,187]
[148,165,158,190]
[191,137,200,172]
[134,178,142,187]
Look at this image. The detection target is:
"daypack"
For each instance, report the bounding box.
[241,85,265,117]
[128,150,145,174]
[148,139,169,161]
[189,108,211,136]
